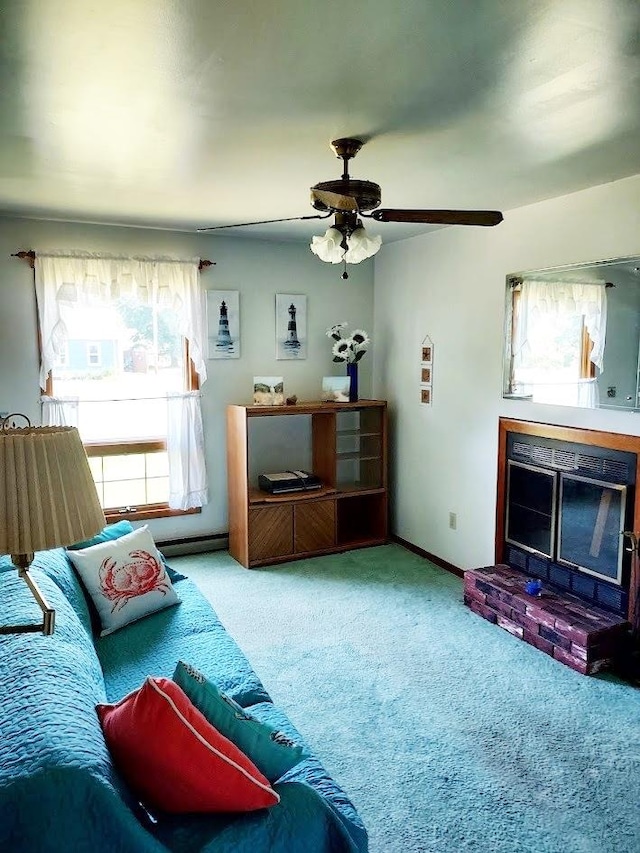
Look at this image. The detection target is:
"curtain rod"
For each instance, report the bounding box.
[11,250,214,270]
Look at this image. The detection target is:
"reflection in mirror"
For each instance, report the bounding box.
[503,256,640,410]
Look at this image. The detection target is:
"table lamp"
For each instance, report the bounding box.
[0,416,105,635]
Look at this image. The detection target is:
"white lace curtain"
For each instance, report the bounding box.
[35,252,207,386]
[36,252,209,510]
[513,278,607,371]
[167,392,208,510]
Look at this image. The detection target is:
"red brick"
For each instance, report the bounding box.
[570,643,588,662]
[539,625,573,651]
[523,630,555,656]
[553,647,589,675]
[464,584,486,606]
[496,614,524,639]
[524,603,557,629]
[510,596,528,614]
[464,596,498,624]
[486,594,513,618]
[510,609,541,634]
[552,619,590,646]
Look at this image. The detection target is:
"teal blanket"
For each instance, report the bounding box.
[0,551,367,853]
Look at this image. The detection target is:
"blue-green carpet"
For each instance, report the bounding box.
[171,544,640,853]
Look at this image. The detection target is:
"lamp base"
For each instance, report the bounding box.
[0,554,56,636]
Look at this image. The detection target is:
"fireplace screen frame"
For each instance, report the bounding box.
[557,472,626,586]
[497,418,640,622]
[505,460,557,559]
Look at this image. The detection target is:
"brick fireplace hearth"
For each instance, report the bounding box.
[464,564,629,674]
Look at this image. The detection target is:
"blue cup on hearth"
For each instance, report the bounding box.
[525,579,543,596]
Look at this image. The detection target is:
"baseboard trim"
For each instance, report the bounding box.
[157,532,228,557]
[390,534,464,578]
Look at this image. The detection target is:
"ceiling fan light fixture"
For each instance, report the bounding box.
[310,220,382,268]
[310,227,346,263]
[343,224,382,263]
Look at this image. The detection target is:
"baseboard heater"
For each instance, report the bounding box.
[157,532,228,557]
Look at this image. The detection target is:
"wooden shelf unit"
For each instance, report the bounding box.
[227,400,388,567]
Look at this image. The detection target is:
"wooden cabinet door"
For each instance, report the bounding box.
[294,499,336,554]
[248,505,293,563]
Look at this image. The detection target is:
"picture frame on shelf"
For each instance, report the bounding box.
[253,376,284,406]
[321,376,351,403]
[276,293,307,360]
[207,290,240,359]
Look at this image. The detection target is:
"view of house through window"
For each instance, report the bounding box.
[50,294,187,514]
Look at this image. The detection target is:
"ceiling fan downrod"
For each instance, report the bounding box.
[330,138,364,182]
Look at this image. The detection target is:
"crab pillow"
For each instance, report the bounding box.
[67,525,180,636]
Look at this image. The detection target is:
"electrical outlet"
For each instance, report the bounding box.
[449,512,457,530]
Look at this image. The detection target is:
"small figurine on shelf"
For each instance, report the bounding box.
[525,579,543,596]
[285,395,298,406]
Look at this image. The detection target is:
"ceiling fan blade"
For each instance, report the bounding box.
[311,189,359,212]
[371,209,503,226]
[197,213,330,232]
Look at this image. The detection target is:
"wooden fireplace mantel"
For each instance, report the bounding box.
[496,418,640,627]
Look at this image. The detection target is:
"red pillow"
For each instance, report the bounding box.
[96,677,280,814]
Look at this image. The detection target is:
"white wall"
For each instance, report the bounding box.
[0,216,374,542]
[373,173,640,570]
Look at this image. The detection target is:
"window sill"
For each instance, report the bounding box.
[104,505,201,523]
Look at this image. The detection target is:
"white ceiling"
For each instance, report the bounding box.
[1,0,639,243]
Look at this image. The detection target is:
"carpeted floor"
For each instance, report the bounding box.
[170,544,640,853]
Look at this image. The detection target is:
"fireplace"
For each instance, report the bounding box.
[497,420,640,623]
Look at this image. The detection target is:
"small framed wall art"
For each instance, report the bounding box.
[420,335,433,406]
[207,290,240,359]
[276,293,307,360]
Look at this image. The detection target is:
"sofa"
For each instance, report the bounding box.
[0,540,367,853]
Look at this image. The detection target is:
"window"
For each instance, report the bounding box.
[54,340,69,367]
[36,254,209,519]
[86,342,102,367]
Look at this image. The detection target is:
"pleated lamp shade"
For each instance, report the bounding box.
[0,425,105,558]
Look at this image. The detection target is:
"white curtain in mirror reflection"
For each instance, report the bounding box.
[509,279,607,407]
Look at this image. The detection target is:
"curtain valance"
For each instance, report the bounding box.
[35,253,207,386]
[513,278,608,372]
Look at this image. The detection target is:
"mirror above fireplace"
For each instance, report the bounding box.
[503,254,640,411]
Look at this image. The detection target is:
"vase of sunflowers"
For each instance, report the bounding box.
[326,323,370,402]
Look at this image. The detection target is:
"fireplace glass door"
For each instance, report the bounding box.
[558,474,626,584]
[506,461,556,558]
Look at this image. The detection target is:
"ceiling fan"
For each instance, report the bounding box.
[198,138,503,278]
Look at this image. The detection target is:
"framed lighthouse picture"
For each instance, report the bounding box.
[275,293,307,360]
[207,290,240,359]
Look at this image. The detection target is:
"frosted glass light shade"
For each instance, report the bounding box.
[310,227,345,263]
[0,425,105,556]
[344,225,382,263]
